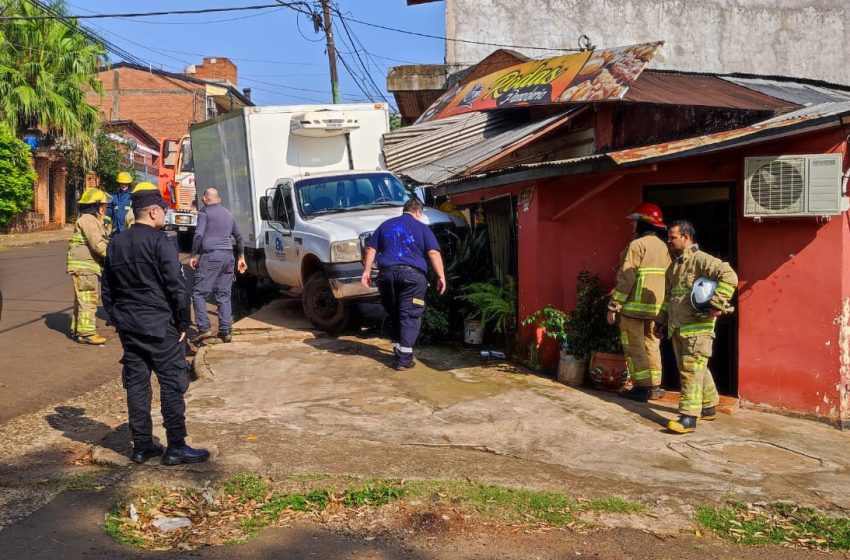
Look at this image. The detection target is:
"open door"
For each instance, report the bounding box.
[644,182,738,396]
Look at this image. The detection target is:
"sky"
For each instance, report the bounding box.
[65,1,447,109]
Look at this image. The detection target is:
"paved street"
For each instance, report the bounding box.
[0,241,122,423]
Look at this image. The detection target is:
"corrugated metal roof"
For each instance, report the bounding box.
[397,110,579,184]
[437,100,850,193]
[624,71,795,110]
[721,76,850,107]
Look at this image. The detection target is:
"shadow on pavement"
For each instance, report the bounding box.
[45,406,130,456]
[577,387,672,428]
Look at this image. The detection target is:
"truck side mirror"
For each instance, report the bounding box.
[259,195,272,221]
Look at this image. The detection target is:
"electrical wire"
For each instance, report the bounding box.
[334,10,581,53]
[0,3,290,20]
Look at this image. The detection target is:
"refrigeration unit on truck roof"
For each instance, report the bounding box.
[290,111,361,137]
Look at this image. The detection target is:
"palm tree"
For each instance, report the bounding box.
[0,0,106,166]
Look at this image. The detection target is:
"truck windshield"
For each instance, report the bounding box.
[179,140,193,173]
[296,173,409,217]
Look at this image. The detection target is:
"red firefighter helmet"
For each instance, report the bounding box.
[627,202,665,228]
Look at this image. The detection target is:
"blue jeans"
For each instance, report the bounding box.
[192,251,235,333]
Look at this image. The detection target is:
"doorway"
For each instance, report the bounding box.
[644,182,738,396]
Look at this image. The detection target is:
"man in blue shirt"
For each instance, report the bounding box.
[189,188,247,344]
[106,171,133,236]
[361,198,446,370]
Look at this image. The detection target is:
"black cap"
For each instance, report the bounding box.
[131,191,169,211]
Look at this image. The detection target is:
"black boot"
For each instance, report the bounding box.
[701,406,717,421]
[161,444,210,466]
[131,442,164,464]
[620,386,652,402]
[667,415,698,434]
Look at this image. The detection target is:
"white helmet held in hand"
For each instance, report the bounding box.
[690,277,717,312]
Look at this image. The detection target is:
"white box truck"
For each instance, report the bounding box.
[190,103,461,332]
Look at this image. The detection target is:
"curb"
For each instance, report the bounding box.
[191,345,214,380]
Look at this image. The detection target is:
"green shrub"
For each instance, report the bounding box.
[0,125,36,227]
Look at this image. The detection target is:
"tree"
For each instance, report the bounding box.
[0,0,106,166]
[65,130,136,193]
[0,125,37,227]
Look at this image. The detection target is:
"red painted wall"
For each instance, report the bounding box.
[450,126,850,422]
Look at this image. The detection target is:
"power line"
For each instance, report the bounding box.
[333,9,391,107]
[0,3,290,21]
[335,11,582,53]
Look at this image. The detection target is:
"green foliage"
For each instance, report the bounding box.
[697,502,850,551]
[223,473,268,503]
[0,0,106,166]
[421,226,492,343]
[389,112,402,130]
[522,305,570,344]
[341,484,405,508]
[0,125,36,226]
[565,270,622,360]
[458,275,517,334]
[66,130,135,193]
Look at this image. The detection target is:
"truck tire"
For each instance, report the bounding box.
[303,271,349,334]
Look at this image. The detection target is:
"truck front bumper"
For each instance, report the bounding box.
[324,262,379,300]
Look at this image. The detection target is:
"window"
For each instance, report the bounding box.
[296,173,409,217]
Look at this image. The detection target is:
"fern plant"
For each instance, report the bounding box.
[458,276,517,334]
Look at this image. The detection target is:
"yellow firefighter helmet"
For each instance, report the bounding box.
[116,171,133,184]
[78,188,111,205]
[132,181,159,193]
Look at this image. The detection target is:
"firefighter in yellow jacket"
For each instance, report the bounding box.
[657,220,737,434]
[67,188,110,344]
[607,203,672,401]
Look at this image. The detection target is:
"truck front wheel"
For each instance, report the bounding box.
[303,271,349,334]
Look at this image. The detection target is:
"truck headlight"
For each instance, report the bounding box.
[330,239,361,263]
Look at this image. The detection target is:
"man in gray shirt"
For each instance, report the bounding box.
[189,188,247,344]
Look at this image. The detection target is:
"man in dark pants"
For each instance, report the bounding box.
[102,189,210,466]
[361,198,446,370]
[189,188,247,344]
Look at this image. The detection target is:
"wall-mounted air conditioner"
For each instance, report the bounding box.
[744,154,845,218]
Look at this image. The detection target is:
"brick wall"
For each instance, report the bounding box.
[190,57,237,86]
[88,67,204,142]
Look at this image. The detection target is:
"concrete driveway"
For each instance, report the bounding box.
[186,298,850,517]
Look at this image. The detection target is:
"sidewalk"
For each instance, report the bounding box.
[185,302,850,512]
[0,226,71,251]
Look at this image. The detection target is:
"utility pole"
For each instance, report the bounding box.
[320,0,340,104]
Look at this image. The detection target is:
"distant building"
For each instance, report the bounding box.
[87,58,252,143]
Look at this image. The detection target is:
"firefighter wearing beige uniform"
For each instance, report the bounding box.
[657,220,737,434]
[67,188,110,344]
[607,202,671,401]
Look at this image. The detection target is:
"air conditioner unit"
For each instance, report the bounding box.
[290,111,360,137]
[744,154,845,218]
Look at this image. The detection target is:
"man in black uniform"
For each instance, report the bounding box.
[361,198,446,370]
[102,189,210,465]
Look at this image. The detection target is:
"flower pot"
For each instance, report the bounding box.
[588,351,628,392]
[557,350,586,386]
[464,319,484,345]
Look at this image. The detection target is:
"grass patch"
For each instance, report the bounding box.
[41,466,114,491]
[697,502,850,551]
[401,481,642,528]
[223,473,268,503]
[106,475,645,550]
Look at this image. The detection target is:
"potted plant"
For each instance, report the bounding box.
[522,305,584,384]
[566,270,626,391]
[458,276,516,346]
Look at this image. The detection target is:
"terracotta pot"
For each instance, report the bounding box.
[587,351,628,392]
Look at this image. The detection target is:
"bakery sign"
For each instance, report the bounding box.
[415,41,663,123]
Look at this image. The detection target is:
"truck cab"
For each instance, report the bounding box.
[158,135,198,240]
[259,170,458,332]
